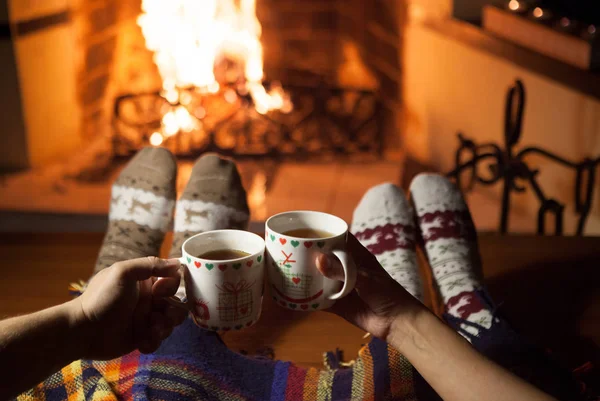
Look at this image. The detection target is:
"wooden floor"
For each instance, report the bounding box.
[1,233,598,372]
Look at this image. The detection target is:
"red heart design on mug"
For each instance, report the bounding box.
[279,238,287,245]
[304,241,313,248]
[218,264,227,271]
[246,260,253,267]
[292,277,301,284]
[194,261,201,268]
[300,304,308,310]
[240,307,248,315]
[279,300,286,307]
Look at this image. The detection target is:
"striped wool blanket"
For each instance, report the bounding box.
[17,285,597,401]
[17,317,424,401]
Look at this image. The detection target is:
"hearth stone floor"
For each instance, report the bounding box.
[0,158,404,232]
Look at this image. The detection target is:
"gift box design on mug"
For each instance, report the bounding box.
[282,272,313,298]
[167,229,265,331]
[216,280,254,322]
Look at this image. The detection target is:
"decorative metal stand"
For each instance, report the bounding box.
[447,80,600,235]
[112,81,383,161]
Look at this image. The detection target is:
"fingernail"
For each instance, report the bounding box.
[324,254,337,269]
[165,258,181,266]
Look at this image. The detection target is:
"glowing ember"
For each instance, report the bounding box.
[149,131,164,146]
[138,0,291,134]
[160,105,200,137]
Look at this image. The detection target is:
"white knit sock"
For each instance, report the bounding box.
[410,174,494,339]
[351,183,423,301]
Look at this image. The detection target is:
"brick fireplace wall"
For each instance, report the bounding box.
[258,0,341,83]
[72,0,159,144]
[258,0,406,152]
[340,0,406,151]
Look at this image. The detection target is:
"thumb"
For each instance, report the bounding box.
[114,257,181,282]
[316,253,345,281]
[316,251,373,295]
[317,240,407,307]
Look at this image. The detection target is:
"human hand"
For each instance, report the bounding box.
[316,234,424,341]
[70,257,187,359]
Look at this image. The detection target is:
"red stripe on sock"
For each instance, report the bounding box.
[445,291,486,319]
[354,223,415,255]
[418,210,476,242]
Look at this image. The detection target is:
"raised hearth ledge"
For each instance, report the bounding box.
[424,18,600,100]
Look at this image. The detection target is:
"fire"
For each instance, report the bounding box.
[138,0,291,143]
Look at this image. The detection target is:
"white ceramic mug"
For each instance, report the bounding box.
[168,230,265,331]
[265,211,357,311]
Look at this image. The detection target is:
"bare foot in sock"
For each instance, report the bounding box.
[94,147,177,274]
[410,173,494,340]
[351,183,423,301]
[169,154,250,259]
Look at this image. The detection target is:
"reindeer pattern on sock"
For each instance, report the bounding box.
[175,199,249,232]
[109,185,174,231]
[128,198,154,215]
[418,210,475,243]
[185,209,212,224]
[446,291,494,330]
[355,223,415,256]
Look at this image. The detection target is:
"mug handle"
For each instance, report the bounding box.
[164,256,193,312]
[327,249,357,300]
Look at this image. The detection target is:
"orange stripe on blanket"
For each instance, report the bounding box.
[360,345,375,401]
[103,356,122,386]
[63,361,85,401]
[303,367,319,400]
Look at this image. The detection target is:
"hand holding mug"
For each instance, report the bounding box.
[75,257,187,358]
[316,234,421,340]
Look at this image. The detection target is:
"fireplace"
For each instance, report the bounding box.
[0,0,405,229]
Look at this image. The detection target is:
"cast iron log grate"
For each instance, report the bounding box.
[112,82,383,161]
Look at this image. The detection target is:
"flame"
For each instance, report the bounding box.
[138,0,290,127]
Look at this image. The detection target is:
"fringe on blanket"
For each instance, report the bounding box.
[68,280,87,297]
